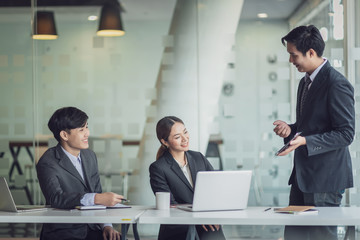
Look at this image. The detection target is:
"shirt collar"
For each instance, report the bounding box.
[174,155,188,168]
[61,146,81,163]
[306,57,327,82]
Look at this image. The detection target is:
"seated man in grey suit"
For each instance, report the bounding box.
[37,107,124,240]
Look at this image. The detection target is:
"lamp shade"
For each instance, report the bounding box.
[97,3,125,37]
[32,11,58,40]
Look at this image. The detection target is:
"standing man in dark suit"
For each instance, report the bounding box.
[149,116,226,240]
[273,25,355,239]
[37,107,124,240]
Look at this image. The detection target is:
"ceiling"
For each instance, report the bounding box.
[240,0,304,20]
[0,0,305,22]
[0,0,107,7]
[0,0,177,22]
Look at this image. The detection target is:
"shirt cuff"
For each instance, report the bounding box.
[102,223,113,229]
[80,193,96,206]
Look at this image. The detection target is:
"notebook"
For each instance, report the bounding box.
[274,205,318,215]
[177,170,252,212]
[76,203,131,210]
[0,177,48,213]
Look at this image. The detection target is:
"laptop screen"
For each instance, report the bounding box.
[192,170,252,211]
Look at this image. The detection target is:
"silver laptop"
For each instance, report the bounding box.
[177,170,252,212]
[0,177,48,213]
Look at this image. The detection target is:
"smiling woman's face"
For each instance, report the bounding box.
[162,122,189,154]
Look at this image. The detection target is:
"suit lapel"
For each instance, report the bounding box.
[55,145,88,189]
[298,61,329,124]
[165,152,194,191]
[303,62,328,106]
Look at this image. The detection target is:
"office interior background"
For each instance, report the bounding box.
[0,0,360,238]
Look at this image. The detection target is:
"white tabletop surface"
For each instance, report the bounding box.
[0,205,147,224]
[139,206,360,226]
[3,206,360,226]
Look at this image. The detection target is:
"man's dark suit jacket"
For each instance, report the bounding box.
[150,150,223,240]
[286,61,355,193]
[36,144,102,240]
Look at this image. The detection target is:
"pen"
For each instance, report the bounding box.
[121,198,130,203]
[264,207,271,212]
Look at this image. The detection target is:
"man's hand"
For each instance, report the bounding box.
[273,120,291,138]
[103,226,121,240]
[277,136,306,156]
[95,192,124,206]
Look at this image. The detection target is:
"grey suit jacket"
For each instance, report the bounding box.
[36,144,102,239]
[286,61,355,193]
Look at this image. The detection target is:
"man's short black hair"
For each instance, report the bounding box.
[48,107,88,142]
[281,25,325,57]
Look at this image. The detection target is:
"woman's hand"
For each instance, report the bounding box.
[202,224,220,231]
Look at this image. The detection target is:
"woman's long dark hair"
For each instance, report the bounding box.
[156,116,184,160]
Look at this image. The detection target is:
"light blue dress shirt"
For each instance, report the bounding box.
[61,147,112,229]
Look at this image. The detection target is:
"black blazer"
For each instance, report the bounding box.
[36,144,102,240]
[149,150,222,240]
[150,150,214,204]
[286,61,355,193]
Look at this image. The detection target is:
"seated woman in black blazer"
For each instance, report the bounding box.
[149,116,226,240]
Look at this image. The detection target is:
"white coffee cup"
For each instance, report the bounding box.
[156,192,170,210]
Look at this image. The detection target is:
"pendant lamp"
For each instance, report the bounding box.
[32,11,58,40]
[97,2,125,37]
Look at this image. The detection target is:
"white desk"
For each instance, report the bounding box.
[0,206,146,239]
[139,207,359,239]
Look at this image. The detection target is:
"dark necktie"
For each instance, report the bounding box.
[300,77,311,116]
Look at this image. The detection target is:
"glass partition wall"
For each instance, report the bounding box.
[0,0,244,237]
[1,0,359,238]
[30,1,179,207]
[0,7,36,203]
[1,0,181,237]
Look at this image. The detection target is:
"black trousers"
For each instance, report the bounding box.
[284,179,343,240]
[40,224,103,240]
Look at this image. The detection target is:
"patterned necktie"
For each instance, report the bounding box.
[300,77,312,116]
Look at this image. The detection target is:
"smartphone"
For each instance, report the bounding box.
[275,132,302,156]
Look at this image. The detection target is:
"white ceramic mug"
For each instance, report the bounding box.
[156,192,170,210]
